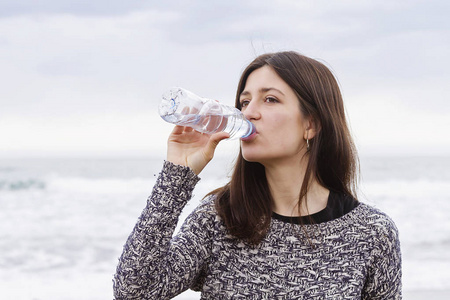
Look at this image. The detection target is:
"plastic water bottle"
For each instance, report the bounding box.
[159,87,256,140]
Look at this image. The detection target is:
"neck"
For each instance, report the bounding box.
[264,158,329,217]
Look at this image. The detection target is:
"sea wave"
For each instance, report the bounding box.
[0,179,46,190]
[0,175,157,193]
[1,175,449,196]
[46,176,157,194]
[361,178,450,197]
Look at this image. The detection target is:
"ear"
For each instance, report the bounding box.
[303,117,319,140]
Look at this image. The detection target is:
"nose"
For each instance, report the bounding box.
[242,101,261,121]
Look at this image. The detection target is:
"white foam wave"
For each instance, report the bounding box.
[360,178,450,199]
[46,176,156,194]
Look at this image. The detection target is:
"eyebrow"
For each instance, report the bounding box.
[240,87,285,98]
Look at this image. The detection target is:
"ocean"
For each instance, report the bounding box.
[0,155,449,299]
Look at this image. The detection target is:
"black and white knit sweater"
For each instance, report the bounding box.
[114,161,402,299]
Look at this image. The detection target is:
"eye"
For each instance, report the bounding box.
[240,100,250,108]
[265,96,278,103]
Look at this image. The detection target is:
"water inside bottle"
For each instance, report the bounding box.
[161,113,251,138]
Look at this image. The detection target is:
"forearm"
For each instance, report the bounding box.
[113,161,200,299]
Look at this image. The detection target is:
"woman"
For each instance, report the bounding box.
[114,51,402,299]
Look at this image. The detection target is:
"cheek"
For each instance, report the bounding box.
[274,133,303,152]
[270,115,304,146]
[271,114,303,135]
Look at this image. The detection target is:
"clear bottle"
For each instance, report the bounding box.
[159,87,255,140]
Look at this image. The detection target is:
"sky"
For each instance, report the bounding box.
[0,0,449,158]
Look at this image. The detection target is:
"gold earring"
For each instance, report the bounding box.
[306,138,310,151]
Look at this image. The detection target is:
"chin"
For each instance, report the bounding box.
[243,157,259,163]
[241,153,259,163]
[241,150,268,164]
[241,143,275,164]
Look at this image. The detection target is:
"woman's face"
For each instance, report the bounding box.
[240,65,310,167]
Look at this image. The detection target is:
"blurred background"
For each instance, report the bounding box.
[0,0,449,299]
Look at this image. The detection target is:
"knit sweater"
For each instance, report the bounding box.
[113,161,402,299]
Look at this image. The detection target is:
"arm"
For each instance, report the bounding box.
[114,126,228,299]
[362,216,402,299]
[113,161,212,299]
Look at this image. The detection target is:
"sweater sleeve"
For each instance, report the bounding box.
[362,213,402,299]
[113,161,214,299]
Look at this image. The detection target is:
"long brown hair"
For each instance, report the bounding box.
[211,51,359,245]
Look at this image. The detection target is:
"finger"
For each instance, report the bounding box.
[211,131,230,142]
[206,132,230,154]
[183,126,194,133]
[181,107,190,114]
[171,125,185,135]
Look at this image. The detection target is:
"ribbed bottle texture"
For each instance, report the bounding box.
[159,87,255,140]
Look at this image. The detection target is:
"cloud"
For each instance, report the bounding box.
[0,11,182,114]
[0,0,448,156]
[0,0,150,17]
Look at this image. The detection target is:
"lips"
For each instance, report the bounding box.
[241,128,258,141]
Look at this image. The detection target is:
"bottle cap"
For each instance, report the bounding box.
[241,120,256,140]
[159,88,181,117]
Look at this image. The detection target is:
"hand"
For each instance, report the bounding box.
[166,125,229,175]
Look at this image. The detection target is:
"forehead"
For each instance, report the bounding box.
[244,65,292,93]
[242,65,297,100]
